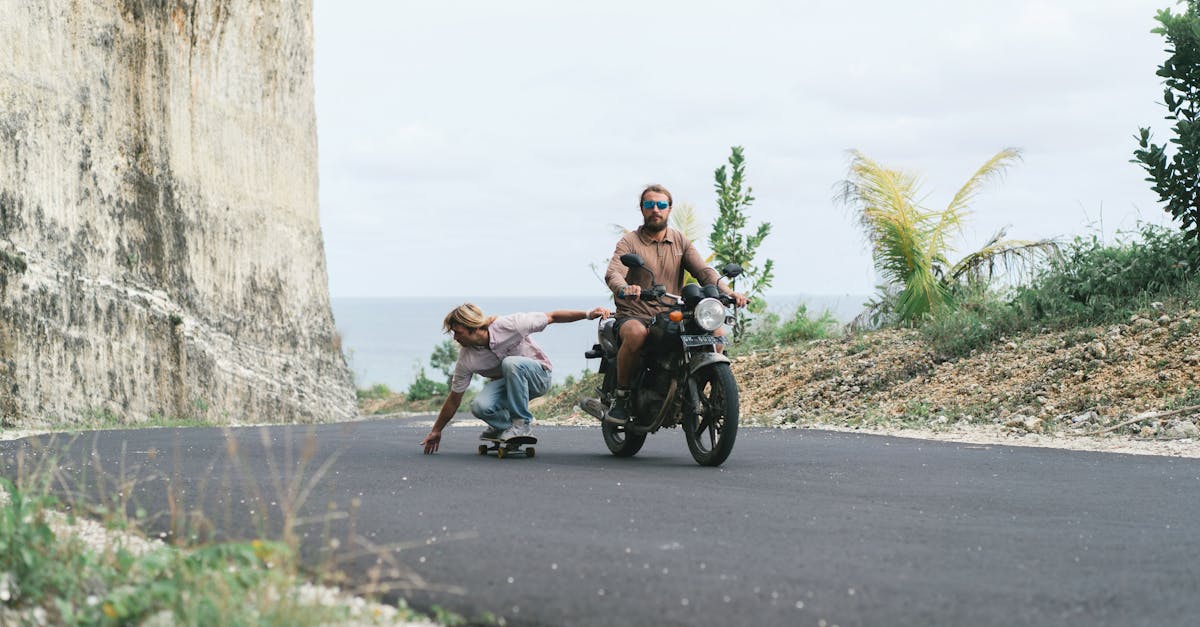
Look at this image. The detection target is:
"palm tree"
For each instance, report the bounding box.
[838,148,1058,323]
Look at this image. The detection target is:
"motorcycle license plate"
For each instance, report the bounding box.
[681,334,727,347]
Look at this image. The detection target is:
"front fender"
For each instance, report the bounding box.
[686,352,731,377]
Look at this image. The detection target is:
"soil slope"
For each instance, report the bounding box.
[532,305,1200,457]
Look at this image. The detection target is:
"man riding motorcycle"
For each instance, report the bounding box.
[604,184,747,423]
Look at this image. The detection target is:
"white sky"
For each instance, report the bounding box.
[313,0,1180,299]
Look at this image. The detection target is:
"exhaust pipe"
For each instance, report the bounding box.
[579,397,607,421]
[579,397,631,426]
[576,396,652,430]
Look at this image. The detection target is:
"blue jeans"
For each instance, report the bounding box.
[470,356,551,429]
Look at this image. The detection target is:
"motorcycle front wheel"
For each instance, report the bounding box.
[602,421,647,457]
[684,363,739,467]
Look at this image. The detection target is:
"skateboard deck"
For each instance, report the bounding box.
[478,435,538,459]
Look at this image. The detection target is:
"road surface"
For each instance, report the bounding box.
[2,417,1198,626]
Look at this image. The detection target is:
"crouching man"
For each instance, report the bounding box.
[421,303,610,454]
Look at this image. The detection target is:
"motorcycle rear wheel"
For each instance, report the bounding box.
[602,421,647,457]
[684,363,739,467]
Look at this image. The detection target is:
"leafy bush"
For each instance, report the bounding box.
[406,367,448,401]
[919,287,1025,358]
[355,383,393,401]
[918,223,1199,357]
[429,339,458,385]
[1133,1,1200,248]
[709,146,775,340]
[733,304,839,354]
[777,305,840,343]
[1014,223,1195,326]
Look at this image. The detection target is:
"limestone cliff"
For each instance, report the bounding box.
[0,1,356,426]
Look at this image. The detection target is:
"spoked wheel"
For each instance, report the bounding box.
[684,363,739,467]
[602,420,647,457]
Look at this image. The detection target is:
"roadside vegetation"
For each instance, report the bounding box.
[0,433,440,625]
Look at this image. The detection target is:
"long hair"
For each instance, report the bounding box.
[442,303,497,333]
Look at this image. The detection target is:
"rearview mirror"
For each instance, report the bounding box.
[620,253,645,269]
[721,263,743,279]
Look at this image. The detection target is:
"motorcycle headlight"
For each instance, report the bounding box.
[693,298,726,331]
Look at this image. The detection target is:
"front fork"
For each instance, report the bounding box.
[681,351,732,424]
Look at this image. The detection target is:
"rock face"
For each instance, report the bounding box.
[0,2,356,426]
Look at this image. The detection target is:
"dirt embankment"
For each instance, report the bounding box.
[534,305,1200,457]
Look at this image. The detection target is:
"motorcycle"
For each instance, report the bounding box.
[579,253,743,467]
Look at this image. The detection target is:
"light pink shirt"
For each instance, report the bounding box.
[450,312,551,393]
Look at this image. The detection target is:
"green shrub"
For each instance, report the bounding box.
[733,304,839,354]
[355,383,394,401]
[918,223,1199,357]
[1134,1,1200,248]
[1014,223,1195,326]
[406,367,448,401]
[920,287,1024,358]
[778,305,839,342]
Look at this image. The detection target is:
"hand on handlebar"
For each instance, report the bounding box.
[730,292,749,308]
[619,285,641,300]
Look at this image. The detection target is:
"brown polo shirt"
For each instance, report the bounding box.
[605,226,727,320]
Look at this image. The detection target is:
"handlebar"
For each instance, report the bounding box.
[618,287,667,301]
[620,287,737,308]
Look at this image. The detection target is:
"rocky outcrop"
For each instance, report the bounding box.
[0,2,355,426]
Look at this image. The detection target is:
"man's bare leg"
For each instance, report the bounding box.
[610,321,647,422]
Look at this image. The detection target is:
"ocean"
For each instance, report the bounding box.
[331,294,870,391]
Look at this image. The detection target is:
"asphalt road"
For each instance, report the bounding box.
[3,417,1199,626]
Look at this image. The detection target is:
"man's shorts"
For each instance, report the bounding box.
[613,316,652,340]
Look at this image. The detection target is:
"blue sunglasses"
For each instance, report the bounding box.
[641,200,670,210]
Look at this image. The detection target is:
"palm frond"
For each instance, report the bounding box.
[839,148,1029,323]
[897,262,949,320]
[839,151,933,283]
[943,148,1022,221]
[670,201,705,242]
[949,229,1060,285]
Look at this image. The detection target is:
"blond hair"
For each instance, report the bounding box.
[443,303,497,333]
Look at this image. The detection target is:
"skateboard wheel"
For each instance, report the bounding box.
[526,447,536,458]
[496,448,506,459]
[478,444,488,455]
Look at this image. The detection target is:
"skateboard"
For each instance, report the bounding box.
[478,435,537,459]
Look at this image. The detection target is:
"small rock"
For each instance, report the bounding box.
[1184,354,1199,366]
[1086,341,1108,360]
[1139,425,1157,438]
[1165,420,1200,439]
[1158,314,1172,327]
[1150,301,1164,310]
[1132,317,1156,331]
[1004,415,1042,432]
[1072,410,1099,424]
